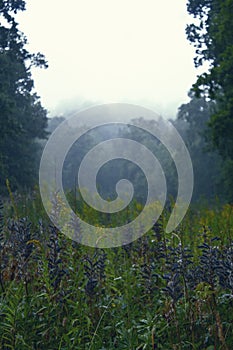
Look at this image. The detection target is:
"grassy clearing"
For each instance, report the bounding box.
[0,193,233,349]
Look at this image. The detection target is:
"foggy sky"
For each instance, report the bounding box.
[16,0,205,118]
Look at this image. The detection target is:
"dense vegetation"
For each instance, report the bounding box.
[0,194,233,349]
[1,0,233,349]
[186,0,233,200]
[0,0,48,193]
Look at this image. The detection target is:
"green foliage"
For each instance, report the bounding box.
[186,0,233,159]
[176,92,224,201]
[0,193,233,349]
[0,0,48,192]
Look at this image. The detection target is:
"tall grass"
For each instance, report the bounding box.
[0,191,233,349]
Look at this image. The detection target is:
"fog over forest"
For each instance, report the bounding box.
[1,1,233,348]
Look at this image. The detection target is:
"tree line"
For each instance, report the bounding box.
[0,0,233,202]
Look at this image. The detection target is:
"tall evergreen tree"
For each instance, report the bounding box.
[0,0,48,191]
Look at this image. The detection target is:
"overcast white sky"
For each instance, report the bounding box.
[17,0,201,118]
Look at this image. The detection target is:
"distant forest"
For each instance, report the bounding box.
[47,95,227,205]
[1,0,233,204]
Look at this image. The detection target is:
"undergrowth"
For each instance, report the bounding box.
[0,193,233,349]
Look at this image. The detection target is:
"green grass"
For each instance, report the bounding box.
[0,192,233,349]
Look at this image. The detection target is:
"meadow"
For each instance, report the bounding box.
[0,191,233,349]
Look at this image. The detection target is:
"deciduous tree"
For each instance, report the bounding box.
[0,0,48,191]
[186,0,233,158]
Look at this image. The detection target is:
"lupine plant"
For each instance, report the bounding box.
[0,193,233,349]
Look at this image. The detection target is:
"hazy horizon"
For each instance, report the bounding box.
[16,0,207,119]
